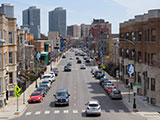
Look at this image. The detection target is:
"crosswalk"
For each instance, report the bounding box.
[25,109,125,116]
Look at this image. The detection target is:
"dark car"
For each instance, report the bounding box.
[35,87,46,97]
[110,89,122,100]
[52,68,58,76]
[39,83,50,92]
[100,78,109,85]
[85,59,90,63]
[94,70,101,77]
[64,65,71,71]
[67,62,72,66]
[77,59,82,64]
[54,89,70,106]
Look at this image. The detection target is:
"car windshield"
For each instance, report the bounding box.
[31,93,40,96]
[108,83,114,86]
[56,92,68,97]
[89,104,98,107]
[40,84,46,87]
[113,90,120,94]
[42,76,51,79]
[36,88,43,91]
[42,81,49,84]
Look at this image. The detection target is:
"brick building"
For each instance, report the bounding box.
[119,9,160,106]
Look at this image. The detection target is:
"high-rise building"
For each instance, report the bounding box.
[49,7,66,39]
[67,25,81,39]
[22,6,40,39]
[0,3,14,18]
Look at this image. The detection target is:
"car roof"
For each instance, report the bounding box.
[56,89,67,92]
[32,92,41,94]
[43,74,52,76]
[88,100,99,104]
[42,79,49,82]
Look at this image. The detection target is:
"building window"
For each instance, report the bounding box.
[131,49,135,59]
[20,34,23,44]
[126,49,129,58]
[131,32,135,41]
[138,72,141,83]
[148,29,150,41]
[147,78,149,89]
[3,30,7,40]
[0,53,1,69]
[0,78,1,92]
[151,78,156,91]
[151,53,156,66]
[120,33,124,38]
[0,29,1,39]
[9,32,13,43]
[126,32,129,40]
[145,52,147,63]
[151,98,156,105]
[144,30,147,41]
[4,53,7,66]
[15,32,17,44]
[138,32,142,41]
[9,52,13,64]
[9,72,13,83]
[138,51,142,62]
[151,29,156,41]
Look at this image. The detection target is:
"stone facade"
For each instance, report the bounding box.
[0,14,17,107]
[119,9,160,106]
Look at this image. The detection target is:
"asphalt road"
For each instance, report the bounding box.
[13,51,146,120]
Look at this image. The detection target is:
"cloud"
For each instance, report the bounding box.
[112,0,160,17]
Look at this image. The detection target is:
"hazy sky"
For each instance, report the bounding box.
[1,0,160,35]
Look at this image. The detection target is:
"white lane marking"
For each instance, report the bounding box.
[54,110,60,114]
[109,109,115,113]
[63,110,69,114]
[44,111,50,114]
[119,109,124,112]
[73,110,78,113]
[82,110,86,113]
[25,112,32,116]
[35,111,41,115]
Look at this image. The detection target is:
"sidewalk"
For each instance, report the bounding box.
[104,72,160,119]
[0,57,62,120]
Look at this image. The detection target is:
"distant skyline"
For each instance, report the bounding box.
[1,0,160,35]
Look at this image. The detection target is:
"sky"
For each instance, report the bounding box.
[1,0,160,35]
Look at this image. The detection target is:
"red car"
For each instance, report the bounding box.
[107,86,117,95]
[28,92,43,103]
[76,57,79,60]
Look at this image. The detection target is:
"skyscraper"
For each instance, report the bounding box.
[0,3,14,18]
[49,7,66,39]
[22,6,40,39]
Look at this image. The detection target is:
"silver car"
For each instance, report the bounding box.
[86,101,101,116]
[110,89,122,100]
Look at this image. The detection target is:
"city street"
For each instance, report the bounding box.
[13,51,146,120]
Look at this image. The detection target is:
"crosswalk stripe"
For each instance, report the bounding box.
[44,111,50,114]
[119,109,124,112]
[109,109,115,113]
[25,112,32,116]
[63,110,69,113]
[73,110,78,113]
[54,110,60,114]
[35,111,41,115]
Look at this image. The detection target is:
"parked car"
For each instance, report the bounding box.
[54,89,70,106]
[86,101,101,116]
[106,86,117,95]
[94,70,101,77]
[42,74,55,83]
[99,78,109,85]
[64,65,71,71]
[103,83,114,90]
[91,68,98,74]
[52,68,58,76]
[80,65,86,69]
[95,73,104,79]
[110,89,122,100]
[41,80,51,88]
[39,83,50,92]
[77,59,82,64]
[35,87,46,97]
[28,92,43,103]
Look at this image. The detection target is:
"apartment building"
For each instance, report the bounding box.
[0,14,17,107]
[119,9,160,106]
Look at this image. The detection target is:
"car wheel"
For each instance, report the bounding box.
[99,113,101,116]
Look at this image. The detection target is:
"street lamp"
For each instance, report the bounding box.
[120,37,137,110]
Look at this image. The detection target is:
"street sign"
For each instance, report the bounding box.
[128,64,134,78]
[15,93,20,98]
[14,86,21,93]
[133,87,137,93]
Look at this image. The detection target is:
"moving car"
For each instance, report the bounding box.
[28,92,43,103]
[99,78,109,85]
[35,87,46,97]
[80,65,86,69]
[64,65,71,71]
[62,55,66,58]
[54,89,70,106]
[67,62,72,66]
[76,57,79,60]
[86,101,101,116]
[110,89,122,100]
[77,59,82,64]
[70,56,73,60]
[85,59,90,63]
